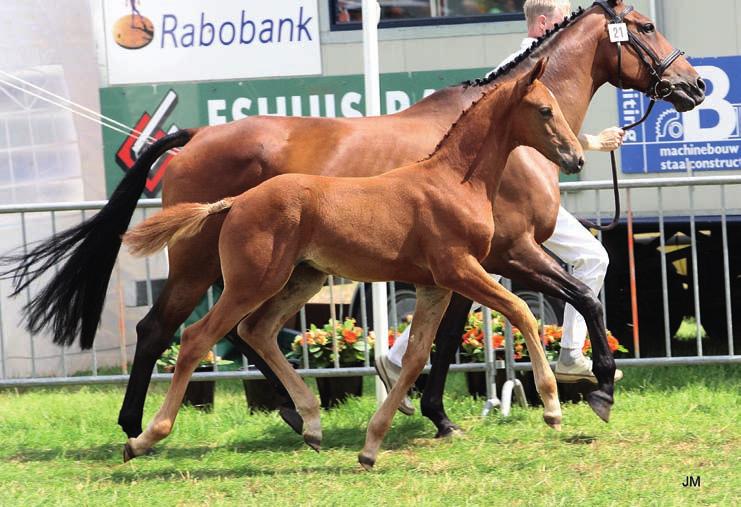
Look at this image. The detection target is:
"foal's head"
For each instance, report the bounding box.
[507,58,584,175]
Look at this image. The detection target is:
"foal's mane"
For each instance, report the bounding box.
[420,5,590,163]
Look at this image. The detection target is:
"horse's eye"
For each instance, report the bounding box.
[540,107,553,118]
[641,23,655,33]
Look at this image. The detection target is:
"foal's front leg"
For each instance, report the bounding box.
[359,286,452,470]
[440,256,562,430]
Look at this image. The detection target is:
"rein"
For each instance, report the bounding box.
[577,1,684,231]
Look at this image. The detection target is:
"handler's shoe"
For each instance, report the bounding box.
[555,355,624,384]
[375,355,415,416]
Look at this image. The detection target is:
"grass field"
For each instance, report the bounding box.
[0,365,739,506]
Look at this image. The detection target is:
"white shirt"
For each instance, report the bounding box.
[486,37,537,78]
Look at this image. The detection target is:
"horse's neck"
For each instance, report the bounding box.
[407,10,608,134]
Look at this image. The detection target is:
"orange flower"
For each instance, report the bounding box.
[582,339,591,354]
[343,329,358,344]
[607,335,619,352]
[492,334,504,349]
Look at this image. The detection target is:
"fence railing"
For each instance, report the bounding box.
[0,175,740,393]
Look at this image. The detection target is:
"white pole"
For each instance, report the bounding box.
[362,0,388,405]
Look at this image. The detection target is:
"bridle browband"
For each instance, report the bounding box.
[578,1,685,231]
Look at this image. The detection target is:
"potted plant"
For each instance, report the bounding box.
[157,344,233,411]
[459,310,526,398]
[286,317,373,409]
[458,311,628,403]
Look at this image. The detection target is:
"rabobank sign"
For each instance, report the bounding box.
[618,56,741,174]
[102,0,321,85]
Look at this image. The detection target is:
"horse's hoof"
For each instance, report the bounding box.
[303,434,322,453]
[434,423,463,439]
[586,390,613,423]
[543,414,562,431]
[358,453,375,471]
[279,407,304,436]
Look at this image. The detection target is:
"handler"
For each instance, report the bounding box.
[378,0,625,416]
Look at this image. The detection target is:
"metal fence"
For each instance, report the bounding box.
[0,175,740,398]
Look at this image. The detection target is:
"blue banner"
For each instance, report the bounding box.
[617,56,741,174]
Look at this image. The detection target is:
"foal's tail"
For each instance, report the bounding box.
[124,197,236,258]
[0,129,198,349]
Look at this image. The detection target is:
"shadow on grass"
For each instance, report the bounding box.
[7,413,432,464]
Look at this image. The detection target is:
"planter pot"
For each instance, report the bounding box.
[183,365,215,411]
[316,375,363,409]
[518,370,598,406]
[465,368,507,399]
[243,378,289,413]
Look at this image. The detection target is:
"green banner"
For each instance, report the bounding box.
[100,67,579,197]
[100,67,496,197]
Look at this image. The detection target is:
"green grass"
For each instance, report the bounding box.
[1,366,739,506]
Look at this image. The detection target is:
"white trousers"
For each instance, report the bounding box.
[387,206,609,367]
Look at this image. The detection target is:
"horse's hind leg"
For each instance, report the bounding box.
[493,240,615,422]
[236,264,327,451]
[439,256,562,429]
[419,292,474,438]
[118,250,220,438]
[359,286,452,469]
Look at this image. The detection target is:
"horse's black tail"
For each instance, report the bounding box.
[0,129,197,349]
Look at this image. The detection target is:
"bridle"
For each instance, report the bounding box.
[579,1,685,231]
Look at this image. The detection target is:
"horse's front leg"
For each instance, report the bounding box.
[440,256,562,429]
[359,286,452,470]
[491,240,616,422]
[420,292,474,438]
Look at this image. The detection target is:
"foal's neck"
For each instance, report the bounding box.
[427,85,516,201]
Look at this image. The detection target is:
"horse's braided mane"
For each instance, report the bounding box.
[461,5,587,89]
[421,5,589,162]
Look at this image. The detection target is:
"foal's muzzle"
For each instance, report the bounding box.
[560,152,585,175]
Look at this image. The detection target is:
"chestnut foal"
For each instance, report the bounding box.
[122,60,584,468]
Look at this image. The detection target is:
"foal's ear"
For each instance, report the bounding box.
[528,57,549,85]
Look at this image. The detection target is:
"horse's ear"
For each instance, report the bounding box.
[528,57,549,85]
[608,0,623,6]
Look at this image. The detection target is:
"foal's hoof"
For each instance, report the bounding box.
[279,407,304,436]
[123,440,155,463]
[358,453,376,471]
[434,423,463,439]
[586,390,613,423]
[123,442,136,463]
[543,414,562,431]
[303,433,322,453]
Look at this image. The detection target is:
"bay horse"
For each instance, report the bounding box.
[0,1,705,442]
[121,61,584,468]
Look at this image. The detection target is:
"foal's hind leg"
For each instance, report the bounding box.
[236,264,327,450]
[359,286,452,470]
[124,288,266,461]
[438,256,562,429]
[118,244,221,438]
[491,240,615,422]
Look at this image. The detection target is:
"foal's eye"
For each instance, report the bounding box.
[640,23,655,33]
[539,107,553,118]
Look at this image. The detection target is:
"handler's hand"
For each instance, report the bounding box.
[595,127,626,151]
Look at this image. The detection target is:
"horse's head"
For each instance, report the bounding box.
[510,58,585,175]
[595,0,705,112]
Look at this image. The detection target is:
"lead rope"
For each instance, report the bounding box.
[577,36,656,232]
